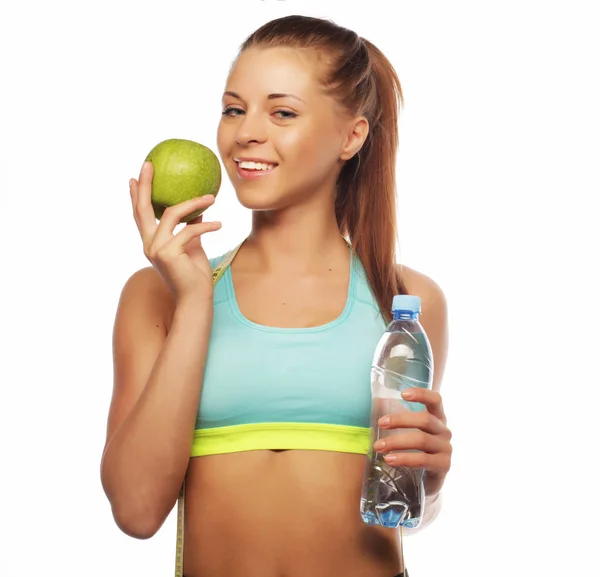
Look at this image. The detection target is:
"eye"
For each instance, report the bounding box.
[222,106,244,117]
[274,110,297,119]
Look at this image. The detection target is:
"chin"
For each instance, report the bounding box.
[234,189,289,212]
[228,174,288,212]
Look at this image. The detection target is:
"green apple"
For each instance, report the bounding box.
[145,138,221,223]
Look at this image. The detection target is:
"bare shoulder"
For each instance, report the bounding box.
[117,266,176,329]
[397,264,449,391]
[398,264,447,306]
[121,265,168,293]
[105,266,175,448]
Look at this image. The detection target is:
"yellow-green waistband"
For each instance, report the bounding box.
[191,422,371,457]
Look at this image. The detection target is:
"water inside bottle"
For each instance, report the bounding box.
[360,329,432,529]
[360,382,426,528]
[360,452,425,528]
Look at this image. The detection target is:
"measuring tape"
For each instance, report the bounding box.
[173,236,406,576]
[174,241,242,577]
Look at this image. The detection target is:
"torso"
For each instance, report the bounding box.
[165,245,418,577]
[183,450,401,577]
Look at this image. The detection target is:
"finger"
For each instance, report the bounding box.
[129,179,139,225]
[400,388,446,422]
[134,162,158,240]
[373,430,448,455]
[378,408,447,437]
[157,220,222,258]
[186,214,204,226]
[183,215,208,260]
[154,195,215,245]
[176,219,221,244]
[383,450,451,476]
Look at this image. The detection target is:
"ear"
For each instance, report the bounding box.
[339,116,369,161]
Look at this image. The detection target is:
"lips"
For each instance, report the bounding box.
[234,157,278,180]
[235,157,277,168]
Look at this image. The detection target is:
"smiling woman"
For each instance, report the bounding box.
[101,14,451,577]
[217,47,353,214]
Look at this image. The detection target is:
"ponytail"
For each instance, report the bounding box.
[336,39,409,322]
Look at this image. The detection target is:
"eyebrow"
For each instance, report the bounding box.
[223,91,306,104]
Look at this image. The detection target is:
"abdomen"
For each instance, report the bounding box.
[183,450,402,577]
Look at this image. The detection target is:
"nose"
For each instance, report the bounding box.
[234,111,267,146]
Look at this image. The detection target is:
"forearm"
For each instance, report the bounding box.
[101,301,213,533]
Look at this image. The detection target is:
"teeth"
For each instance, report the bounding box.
[237,160,275,171]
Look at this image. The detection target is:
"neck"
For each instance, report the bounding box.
[244,201,348,274]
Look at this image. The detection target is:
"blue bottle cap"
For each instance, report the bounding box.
[392,294,421,314]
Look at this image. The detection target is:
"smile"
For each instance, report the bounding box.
[234,158,278,179]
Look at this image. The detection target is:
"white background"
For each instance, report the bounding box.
[1,1,598,575]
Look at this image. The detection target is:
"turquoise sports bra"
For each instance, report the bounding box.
[190,245,387,457]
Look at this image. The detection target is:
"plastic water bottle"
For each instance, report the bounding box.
[360,294,434,529]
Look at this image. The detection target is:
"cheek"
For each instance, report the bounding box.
[279,127,339,171]
[216,122,228,157]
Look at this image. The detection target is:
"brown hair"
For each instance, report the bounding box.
[239,15,409,322]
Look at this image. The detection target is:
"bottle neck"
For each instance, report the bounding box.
[393,310,419,321]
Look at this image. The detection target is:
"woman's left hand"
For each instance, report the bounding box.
[372,387,453,497]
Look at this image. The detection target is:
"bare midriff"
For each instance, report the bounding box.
[182,449,403,577]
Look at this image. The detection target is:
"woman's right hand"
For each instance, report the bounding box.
[129,161,222,304]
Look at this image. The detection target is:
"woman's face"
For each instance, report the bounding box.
[217,46,359,212]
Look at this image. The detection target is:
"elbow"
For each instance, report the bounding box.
[100,463,165,539]
[111,502,164,540]
[101,476,165,540]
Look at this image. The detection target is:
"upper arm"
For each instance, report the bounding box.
[398,265,449,392]
[104,266,175,450]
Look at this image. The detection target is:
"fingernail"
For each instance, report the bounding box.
[373,440,386,450]
[378,416,390,426]
[402,390,415,400]
[384,454,398,463]
[129,179,134,187]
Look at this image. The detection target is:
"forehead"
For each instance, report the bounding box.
[225,47,325,99]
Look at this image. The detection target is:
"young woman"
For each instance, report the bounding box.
[101,15,452,577]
